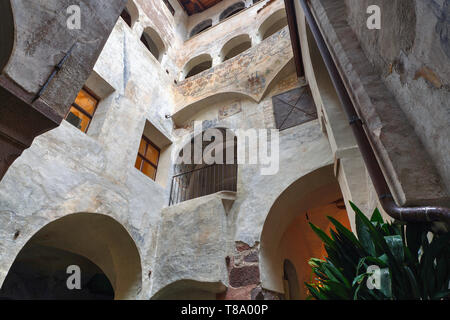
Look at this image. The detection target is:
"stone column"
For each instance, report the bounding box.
[218,241,284,300]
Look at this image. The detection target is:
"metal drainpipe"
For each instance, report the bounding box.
[299,0,450,223]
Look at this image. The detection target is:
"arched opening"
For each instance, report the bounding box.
[141,27,165,62]
[219,2,246,21]
[0,213,142,300]
[220,34,252,62]
[258,8,288,41]
[0,1,14,72]
[120,0,139,28]
[260,165,351,299]
[183,54,213,79]
[283,259,300,300]
[151,279,225,300]
[170,128,237,205]
[189,19,213,38]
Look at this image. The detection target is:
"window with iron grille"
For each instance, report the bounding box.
[65,87,99,133]
[135,136,160,180]
[272,86,318,131]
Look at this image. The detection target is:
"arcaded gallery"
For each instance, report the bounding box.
[0,0,448,301]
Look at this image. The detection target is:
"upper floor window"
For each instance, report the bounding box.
[259,9,288,40]
[219,2,245,21]
[140,27,166,62]
[135,136,160,180]
[120,1,139,28]
[189,19,213,38]
[220,34,252,62]
[65,87,99,133]
[162,0,175,15]
[183,54,213,79]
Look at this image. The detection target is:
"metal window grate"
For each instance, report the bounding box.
[169,163,237,206]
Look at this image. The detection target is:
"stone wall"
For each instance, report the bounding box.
[3,0,126,118]
[344,0,450,196]
[0,10,176,299]
[218,242,283,300]
[308,0,448,207]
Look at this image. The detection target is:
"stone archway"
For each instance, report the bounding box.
[259,165,351,298]
[0,213,142,300]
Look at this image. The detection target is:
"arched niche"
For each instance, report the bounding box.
[259,165,352,298]
[0,213,142,300]
[258,8,288,41]
[283,259,301,300]
[189,19,213,38]
[183,54,213,79]
[219,2,246,21]
[120,0,139,28]
[141,27,166,62]
[0,1,14,72]
[220,34,252,62]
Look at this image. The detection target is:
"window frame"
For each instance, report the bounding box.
[65,86,100,133]
[135,135,161,181]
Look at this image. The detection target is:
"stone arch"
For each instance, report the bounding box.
[170,127,238,205]
[182,53,213,79]
[173,91,256,125]
[219,2,246,21]
[141,27,166,62]
[259,57,296,100]
[189,19,213,38]
[151,279,225,300]
[120,0,139,28]
[0,0,15,72]
[258,8,288,41]
[220,34,252,62]
[0,213,142,300]
[259,165,352,297]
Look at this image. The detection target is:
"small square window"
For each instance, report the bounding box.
[135,136,160,181]
[65,87,99,133]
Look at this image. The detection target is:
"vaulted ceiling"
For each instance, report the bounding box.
[177,0,223,15]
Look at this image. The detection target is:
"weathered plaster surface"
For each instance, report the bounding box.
[3,0,126,118]
[310,0,448,206]
[151,193,230,296]
[345,0,450,194]
[2,0,445,301]
[174,27,293,110]
[0,14,176,299]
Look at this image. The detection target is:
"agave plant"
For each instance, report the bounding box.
[306,202,450,300]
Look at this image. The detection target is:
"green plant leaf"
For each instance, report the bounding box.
[370,208,384,224]
[384,235,404,262]
[352,202,376,256]
[309,222,335,249]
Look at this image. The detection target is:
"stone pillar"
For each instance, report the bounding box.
[217,241,283,300]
